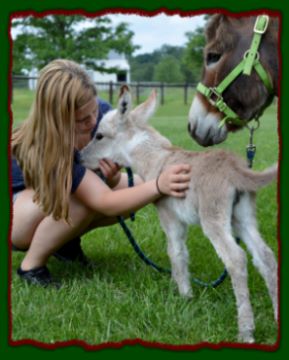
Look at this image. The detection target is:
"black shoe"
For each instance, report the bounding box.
[17,266,61,288]
[53,237,89,266]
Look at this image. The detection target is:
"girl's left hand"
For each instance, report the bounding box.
[99,158,122,188]
[157,164,191,197]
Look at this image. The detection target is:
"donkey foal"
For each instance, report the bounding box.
[80,88,278,343]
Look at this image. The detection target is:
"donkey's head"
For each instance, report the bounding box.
[80,86,158,170]
[188,14,278,146]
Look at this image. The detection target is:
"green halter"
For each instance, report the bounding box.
[197,15,273,128]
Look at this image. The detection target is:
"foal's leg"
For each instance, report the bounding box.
[201,214,255,343]
[233,193,278,321]
[157,205,191,298]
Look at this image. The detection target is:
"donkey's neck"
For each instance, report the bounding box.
[126,127,173,180]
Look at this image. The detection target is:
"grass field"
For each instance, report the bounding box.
[10,87,279,346]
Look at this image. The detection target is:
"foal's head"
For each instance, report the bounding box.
[80,87,158,169]
[188,14,279,146]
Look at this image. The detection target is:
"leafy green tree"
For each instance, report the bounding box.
[155,44,184,61]
[129,28,206,84]
[181,27,206,83]
[12,15,139,74]
[129,53,155,82]
[130,45,185,82]
[153,55,184,83]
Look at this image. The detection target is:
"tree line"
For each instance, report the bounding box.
[12,15,206,84]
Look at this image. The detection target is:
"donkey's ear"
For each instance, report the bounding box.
[131,89,158,125]
[117,85,132,121]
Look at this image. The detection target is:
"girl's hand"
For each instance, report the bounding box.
[99,158,122,188]
[157,164,191,198]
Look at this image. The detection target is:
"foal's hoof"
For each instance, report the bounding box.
[179,288,193,299]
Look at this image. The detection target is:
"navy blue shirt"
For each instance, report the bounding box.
[12,98,112,195]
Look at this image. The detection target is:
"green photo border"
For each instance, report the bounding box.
[1,0,288,359]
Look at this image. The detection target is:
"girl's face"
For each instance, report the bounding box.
[75,97,98,136]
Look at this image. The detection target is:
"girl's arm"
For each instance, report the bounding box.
[75,165,191,217]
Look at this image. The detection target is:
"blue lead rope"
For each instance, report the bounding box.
[118,214,229,288]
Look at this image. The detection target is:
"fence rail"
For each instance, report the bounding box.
[12,76,197,105]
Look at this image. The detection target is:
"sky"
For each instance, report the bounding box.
[107,14,205,55]
[11,13,205,56]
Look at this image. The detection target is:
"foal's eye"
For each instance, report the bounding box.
[206,52,221,66]
[95,133,104,141]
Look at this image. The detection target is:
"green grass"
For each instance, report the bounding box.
[11,87,279,346]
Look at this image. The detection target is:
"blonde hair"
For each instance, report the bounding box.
[12,59,97,221]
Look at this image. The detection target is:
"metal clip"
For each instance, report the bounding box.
[246,121,259,168]
[246,143,256,168]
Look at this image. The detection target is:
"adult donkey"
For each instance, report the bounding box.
[188,14,279,146]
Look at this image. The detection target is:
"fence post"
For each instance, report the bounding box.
[160,83,164,105]
[136,82,140,104]
[184,83,188,105]
[109,81,113,105]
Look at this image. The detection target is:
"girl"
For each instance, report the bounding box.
[11,59,191,287]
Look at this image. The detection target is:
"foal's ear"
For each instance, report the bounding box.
[131,89,158,125]
[117,85,132,121]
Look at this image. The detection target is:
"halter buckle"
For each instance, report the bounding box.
[254,15,269,34]
[208,87,223,106]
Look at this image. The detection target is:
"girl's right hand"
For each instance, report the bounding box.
[99,158,122,188]
[157,164,191,198]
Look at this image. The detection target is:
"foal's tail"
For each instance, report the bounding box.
[234,163,278,192]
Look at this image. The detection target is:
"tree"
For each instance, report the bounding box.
[154,44,184,61]
[129,53,155,82]
[153,55,184,83]
[129,32,206,84]
[12,15,139,74]
[181,27,206,83]
[129,45,185,82]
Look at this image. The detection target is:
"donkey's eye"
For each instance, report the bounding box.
[95,133,104,141]
[206,52,221,66]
